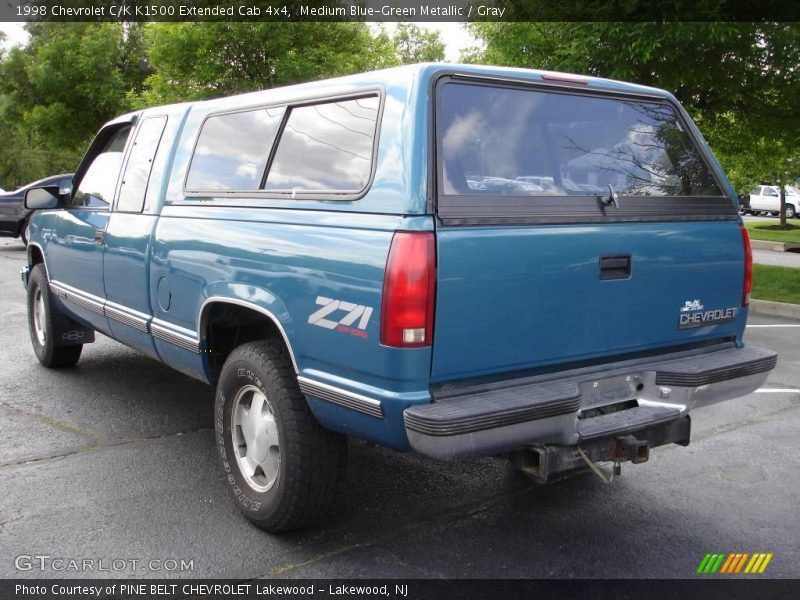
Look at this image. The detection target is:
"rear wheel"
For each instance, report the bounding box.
[785,204,797,219]
[27,264,83,367]
[215,340,347,532]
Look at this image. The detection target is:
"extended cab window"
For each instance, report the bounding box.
[438,83,722,198]
[117,116,167,212]
[265,96,379,193]
[186,107,285,191]
[72,125,131,209]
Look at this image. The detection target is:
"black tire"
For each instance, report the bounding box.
[785,204,797,219]
[215,340,347,532]
[27,264,83,367]
[20,220,29,246]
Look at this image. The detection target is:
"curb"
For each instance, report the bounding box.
[750,239,800,252]
[750,299,800,320]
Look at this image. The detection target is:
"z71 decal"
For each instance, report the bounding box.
[308,296,374,339]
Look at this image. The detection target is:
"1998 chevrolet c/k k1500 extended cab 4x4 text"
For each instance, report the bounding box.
[20,64,777,531]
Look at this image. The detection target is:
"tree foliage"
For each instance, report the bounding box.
[391,24,445,64]
[0,23,147,187]
[139,22,397,105]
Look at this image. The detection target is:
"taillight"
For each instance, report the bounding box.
[380,232,436,347]
[740,224,752,307]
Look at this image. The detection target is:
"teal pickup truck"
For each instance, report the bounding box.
[21,64,777,531]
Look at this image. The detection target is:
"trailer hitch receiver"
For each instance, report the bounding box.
[612,435,650,464]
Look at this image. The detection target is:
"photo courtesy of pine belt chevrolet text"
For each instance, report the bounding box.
[19,63,777,532]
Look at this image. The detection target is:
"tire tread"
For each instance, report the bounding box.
[218,340,347,532]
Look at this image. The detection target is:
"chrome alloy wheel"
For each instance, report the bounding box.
[33,287,46,346]
[232,385,281,492]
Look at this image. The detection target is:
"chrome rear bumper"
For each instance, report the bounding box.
[404,344,777,461]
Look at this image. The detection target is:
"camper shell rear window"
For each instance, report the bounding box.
[435,78,735,225]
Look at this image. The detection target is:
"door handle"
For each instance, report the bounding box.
[94,229,105,244]
[599,254,631,280]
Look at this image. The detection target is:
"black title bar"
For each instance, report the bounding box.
[3,0,800,22]
[4,579,800,600]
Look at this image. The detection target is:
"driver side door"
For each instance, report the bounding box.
[45,122,134,334]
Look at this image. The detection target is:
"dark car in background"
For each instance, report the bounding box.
[738,193,752,215]
[0,174,72,244]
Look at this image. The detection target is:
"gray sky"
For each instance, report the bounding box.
[0,22,26,47]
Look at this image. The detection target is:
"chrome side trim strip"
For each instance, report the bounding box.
[151,319,200,353]
[49,281,105,315]
[50,279,200,353]
[105,300,150,333]
[297,376,384,419]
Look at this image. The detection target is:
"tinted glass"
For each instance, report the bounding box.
[187,107,285,191]
[439,83,722,198]
[72,126,131,209]
[265,96,379,192]
[117,117,167,212]
[57,178,72,195]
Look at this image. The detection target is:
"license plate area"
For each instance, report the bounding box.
[578,373,644,414]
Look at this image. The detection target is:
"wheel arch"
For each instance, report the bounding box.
[198,296,300,382]
[27,242,48,278]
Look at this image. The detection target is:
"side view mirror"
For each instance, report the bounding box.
[24,187,61,210]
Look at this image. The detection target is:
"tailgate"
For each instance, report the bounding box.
[431,76,744,382]
[432,221,745,380]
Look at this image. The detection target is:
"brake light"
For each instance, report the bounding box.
[541,73,589,85]
[380,232,436,347]
[740,224,752,307]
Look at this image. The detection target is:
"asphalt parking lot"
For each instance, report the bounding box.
[1,236,798,580]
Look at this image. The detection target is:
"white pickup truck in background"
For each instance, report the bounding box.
[748,185,800,219]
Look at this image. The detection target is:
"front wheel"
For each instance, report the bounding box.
[27,264,83,367]
[215,340,347,532]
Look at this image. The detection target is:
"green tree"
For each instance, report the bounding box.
[704,114,800,225]
[391,24,445,64]
[7,23,146,147]
[0,23,147,187]
[139,22,397,105]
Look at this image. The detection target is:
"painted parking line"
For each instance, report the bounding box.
[755,388,800,394]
